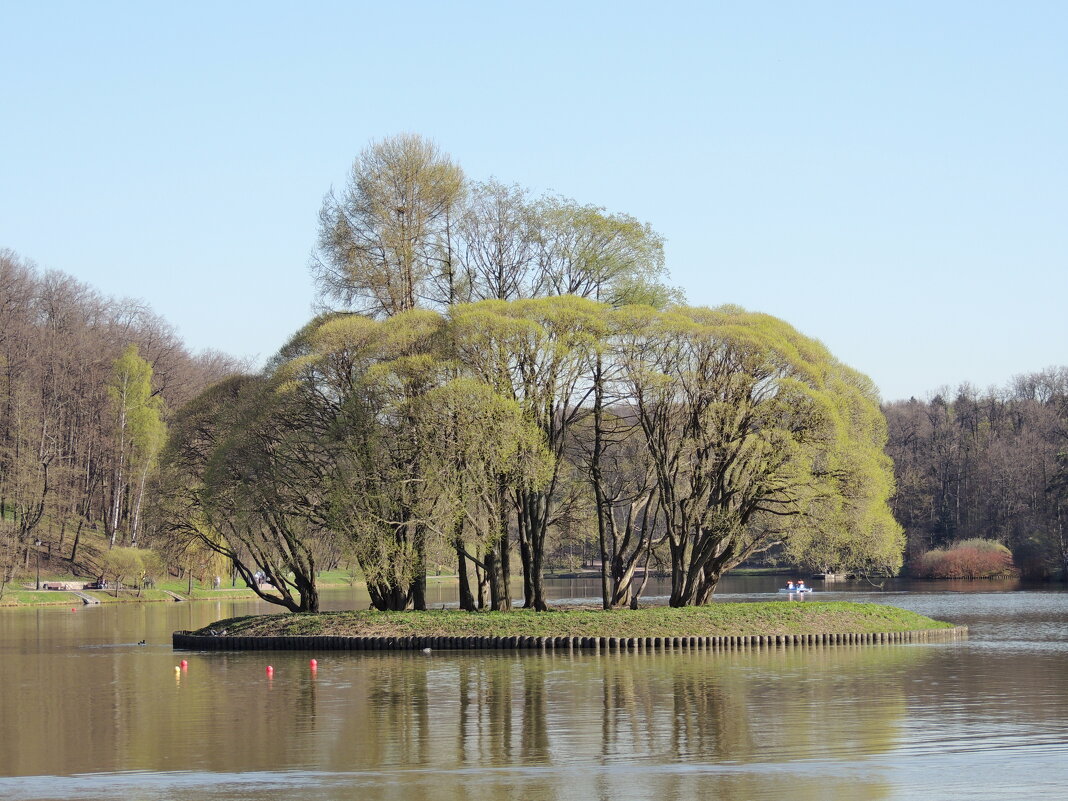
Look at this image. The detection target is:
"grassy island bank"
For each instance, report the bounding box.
[192,601,954,640]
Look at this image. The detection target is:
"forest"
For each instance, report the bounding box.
[2,135,1065,611]
[0,249,242,595]
[884,372,1068,579]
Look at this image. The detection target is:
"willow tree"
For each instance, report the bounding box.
[450,296,604,610]
[314,134,465,315]
[613,304,903,606]
[412,378,552,610]
[156,373,332,613]
[277,309,554,612]
[286,309,446,610]
[573,400,664,610]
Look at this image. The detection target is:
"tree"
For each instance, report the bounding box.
[106,345,166,548]
[313,134,465,316]
[280,310,446,611]
[575,400,664,609]
[0,249,243,585]
[450,296,604,610]
[533,195,668,305]
[612,304,902,606]
[412,377,552,611]
[1048,452,1068,578]
[201,377,333,612]
[312,137,675,314]
[100,546,149,596]
[883,369,1068,579]
[452,179,540,303]
[157,373,331,613]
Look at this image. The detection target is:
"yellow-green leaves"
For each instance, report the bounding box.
[314,134,464,316]
[180,295,902,611]
[607,303,902,601]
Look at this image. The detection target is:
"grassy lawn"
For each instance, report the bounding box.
[0,588,84,606]
[0,578,264,606]
[196,601,955,639]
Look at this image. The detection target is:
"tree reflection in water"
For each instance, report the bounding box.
[234,644,923,800]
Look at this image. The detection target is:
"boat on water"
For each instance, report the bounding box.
[777,587,815,594]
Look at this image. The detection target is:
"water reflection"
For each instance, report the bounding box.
[0,639,926,799]
[1,582,1067,800]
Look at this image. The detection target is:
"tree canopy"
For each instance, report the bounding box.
[161,297,901,611]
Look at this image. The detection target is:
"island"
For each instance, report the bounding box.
[174,602,966,652]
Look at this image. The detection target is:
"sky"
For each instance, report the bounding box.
[1,1,1065,402]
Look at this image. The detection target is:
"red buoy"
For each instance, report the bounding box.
[180,660,188,669]
[266,665,274,676]
[309,659,318,670]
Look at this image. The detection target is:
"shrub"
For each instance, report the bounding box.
[953,538,1012,555]
[910,540,1018,579]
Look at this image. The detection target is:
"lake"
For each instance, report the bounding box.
[1,577,1065,800]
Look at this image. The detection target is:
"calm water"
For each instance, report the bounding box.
[1,577,1066,800]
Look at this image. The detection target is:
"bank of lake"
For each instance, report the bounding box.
[0,569,363,607]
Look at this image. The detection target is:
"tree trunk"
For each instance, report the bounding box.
[110,384,127,549]
[130,462,149,547]
[293,570,320,613]
[474,559,486,609]
[455,539,476,612]
[70,519,83,565]
[591,356,612,609]
[411,529,427,611]
[517,490,549,609]
[484,543,509,611]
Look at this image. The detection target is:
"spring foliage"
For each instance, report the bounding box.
[163,298,903,610]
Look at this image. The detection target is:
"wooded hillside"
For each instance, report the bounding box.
[0,249,242,588]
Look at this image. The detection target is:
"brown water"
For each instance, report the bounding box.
[1,578,1066,800]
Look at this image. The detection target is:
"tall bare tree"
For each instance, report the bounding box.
[313,134,465,316]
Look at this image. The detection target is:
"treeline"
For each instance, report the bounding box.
[884,369,1068,578]
[0,250,242,591]
[155,134,902,613]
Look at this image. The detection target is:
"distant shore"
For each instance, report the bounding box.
[0,571,451,608]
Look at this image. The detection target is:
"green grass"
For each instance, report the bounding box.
[0,580,263,606]
[0,588,83,606]
[195,601,955,639]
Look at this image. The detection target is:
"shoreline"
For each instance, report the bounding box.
[175,602,963,653]
[0,574,450,608]
[175,625,969,652]
[0,587,262,608]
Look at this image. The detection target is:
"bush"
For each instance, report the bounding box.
[101,547,166,595]
[910,540,1018,579]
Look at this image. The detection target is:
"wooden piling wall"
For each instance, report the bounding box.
[173,625,968,651]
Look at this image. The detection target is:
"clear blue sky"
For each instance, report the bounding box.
[2,1,1065,401]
